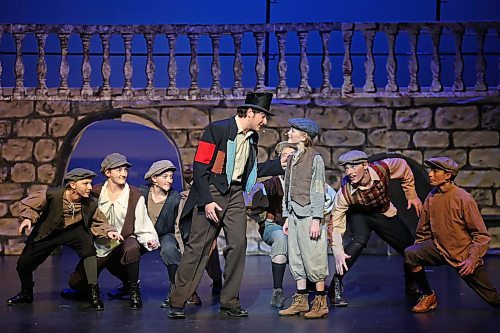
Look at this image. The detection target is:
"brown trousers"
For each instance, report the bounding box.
[170,184,246,309]
[68,236,142,290]
[405,239,500,307]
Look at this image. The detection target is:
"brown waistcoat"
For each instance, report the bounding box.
[285,147,319,207]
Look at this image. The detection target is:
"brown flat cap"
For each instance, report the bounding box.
[424,157,459,176]
[64,168,97,184]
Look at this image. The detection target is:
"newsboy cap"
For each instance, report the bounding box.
[100,153,132,174]
[424,157,459,176]
[273,141,298,158]
[144,160,177,180]
[64,168,97,184]
[238,92,274,116]
[288,118,320,140]
[338,150,368,166]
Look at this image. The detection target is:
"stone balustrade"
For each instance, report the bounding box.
[0,22,498,101]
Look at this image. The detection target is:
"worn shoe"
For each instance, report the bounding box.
[211,280,222,296]
[329,275,348,307]
[107,283,130,299]
[168,307,186,319]
[304,295,329,319]
[160,284,174,308]
[278,293,309,316]
[220,306,249,317]
[270,288,285,308]
[88,284,104,311]
[7,289,33,305]
[412,291,437,313]
[60,288,88,301]
[129,282,142,310]
[187,291,202,305]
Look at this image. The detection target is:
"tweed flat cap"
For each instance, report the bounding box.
[100,153,132,174]
[144,160,177,179]
[273,141,298,158]
[64,168,97,183]
[338,150,368,166]
[288,118,320,139]
[238,92,274,116]
[424,157,459,176]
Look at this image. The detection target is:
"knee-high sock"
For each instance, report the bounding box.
[413,269,432,295]
[167,264,178,284]
[126,261,140,284]
[83,256,98,285]
[271,262,286,289]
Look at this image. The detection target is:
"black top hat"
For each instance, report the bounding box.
[238,92,274,116]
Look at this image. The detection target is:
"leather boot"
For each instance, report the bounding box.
[412,291,437,313]
[129,282,142,310]
[278,293,309,316]
[161,284,174,308]
[88,284,104,311]
[7,288,33,305]
[328,275,348,307]
[270,288,285,308]
[304,295,329,319]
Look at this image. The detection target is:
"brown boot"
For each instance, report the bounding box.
[278,293,309,316]
[412,291,437,313]
[304,295,328,319]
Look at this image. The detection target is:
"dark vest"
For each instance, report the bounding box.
[285,147,319,207]
[141,186,181,238]
[93,184,142,239]
[262,176,285,226]
[26,187,98,244]
[341,161,391,214]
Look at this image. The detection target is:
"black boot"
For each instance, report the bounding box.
[328,275,348,307]
[129,282,142,310]
[88,284,104,311]
[7,288,33,305]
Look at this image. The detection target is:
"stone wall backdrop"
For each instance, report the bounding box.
[0,96,498,255]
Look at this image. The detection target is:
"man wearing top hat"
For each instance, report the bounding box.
[329,150,423,307]
[405,157,500,312]
[168,92,286,318]
[6,168,122,311]
[62,153,159,310]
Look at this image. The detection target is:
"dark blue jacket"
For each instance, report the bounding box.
[141,185,181,238]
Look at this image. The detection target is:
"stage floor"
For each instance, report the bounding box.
[1,249,498,333]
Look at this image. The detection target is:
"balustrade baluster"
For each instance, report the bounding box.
[58,32,71,97]
[35,32,48,96]
[407,25,420,92]
[429,24,443,92]
[384,24,399,92]
[362,28,376,93]
[209,33,222,97]
[188,33,200,98]
[144,33,156,97]
[166,33,179,96]
[99,32,111,98]
[276,31,288,97]
[342,24,354,95]
[297,31,311,96]
[231,32,244,97]
[80,32,93,98]
[452,25,465,92]
[474,26,487,91]
[13,32,25,97]
[319,30,333,97]
[122,33,134,97]
[254,32,266,92]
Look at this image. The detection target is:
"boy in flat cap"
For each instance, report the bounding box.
[168,92,286,319]
[7,168,122,311]
[62,153,159,310]
[405,157,500,312]
[141,160,207,307]
[278,118,329,319]
[329,150,423,307]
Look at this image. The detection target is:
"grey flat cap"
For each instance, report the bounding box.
[273,141,298,158]
[424,157,459,176]
[288,118,320,139]
[144,160,177,179]
[100,153,132,174]
[338,150,368,166]
[64,168,97,183]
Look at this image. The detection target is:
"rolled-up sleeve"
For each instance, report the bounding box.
[19,190,48,223]
[134,196,160,251]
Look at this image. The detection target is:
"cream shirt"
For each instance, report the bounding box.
[94,181,159,257]
[232,116,253,182]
